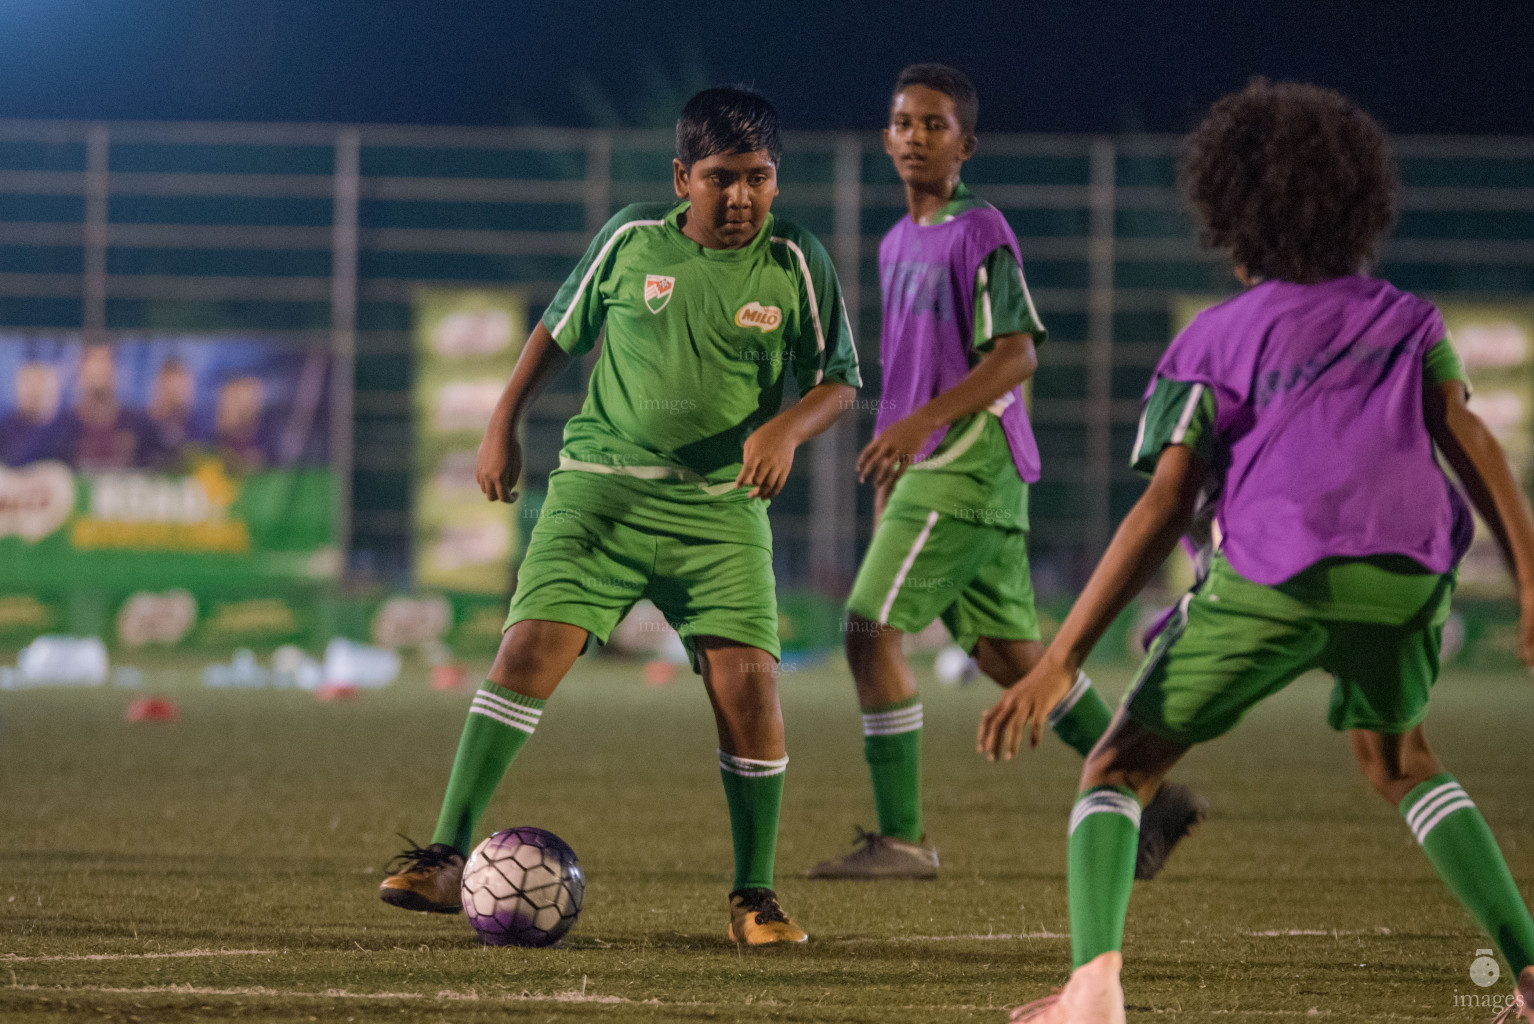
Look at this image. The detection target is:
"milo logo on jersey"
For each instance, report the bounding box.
[735,302,783,333]
[644,275,675,313]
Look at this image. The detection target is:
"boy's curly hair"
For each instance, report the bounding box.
[1178,79,1397,283]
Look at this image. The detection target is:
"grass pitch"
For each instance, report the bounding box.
[2,653,1531,1022]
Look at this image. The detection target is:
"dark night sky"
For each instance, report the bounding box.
[1,1,1532,136]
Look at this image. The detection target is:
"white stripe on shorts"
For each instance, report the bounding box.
[877,510,940,624]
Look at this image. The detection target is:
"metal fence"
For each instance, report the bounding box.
[3,120,1533,595]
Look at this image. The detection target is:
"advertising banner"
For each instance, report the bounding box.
[0,336,335,595]
[412,289,526,594]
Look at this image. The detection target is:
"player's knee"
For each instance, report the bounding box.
[970,639,1006,682]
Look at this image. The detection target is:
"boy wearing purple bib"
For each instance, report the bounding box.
[982,80,1534,1023]
[809,64,1203,881]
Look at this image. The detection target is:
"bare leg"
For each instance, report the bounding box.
[844,613,916,711]
[1082,709,1191,804]
[486,618,589,700]
[1348,725,1443,804]
[695,636,785,759]
[972,635,1047,688]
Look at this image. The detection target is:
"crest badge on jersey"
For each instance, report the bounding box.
[735,301,783,333]
[643,274,675,314]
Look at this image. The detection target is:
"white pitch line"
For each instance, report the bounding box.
[2,948,277,963]
[9,984,630,1003]
[836,931,1068,943]
[10,984,1010,1013]
[1240,927,1392,938]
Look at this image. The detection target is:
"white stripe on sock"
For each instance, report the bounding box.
[863,713,922,729]
[473,688,543,721]
[862,705,923,737]
[468,702,538,735]
[1068,791,1141,836]
[1412,797,1478,845]
[1405,781,1467,834]
[471,692,541,728]
[1045,672,1092,727]
[719,751,789,778]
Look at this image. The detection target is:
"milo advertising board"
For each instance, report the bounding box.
[0,336,336,648]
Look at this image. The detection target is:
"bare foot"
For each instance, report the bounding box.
[1008,952,1125,1023]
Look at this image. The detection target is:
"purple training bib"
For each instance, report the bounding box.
[1153,275,1472,585]
[876,204,1041,482]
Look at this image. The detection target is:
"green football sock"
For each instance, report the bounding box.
[1067,786,1141,968]
[430,684,546,855]
[861,697,924,842]
[719,751,788,891]
[1047,671,1114,758]
[1401,773,1534,973]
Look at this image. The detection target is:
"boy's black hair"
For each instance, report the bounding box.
[675,86,782,168]
[1178,78,1396,284]
[892,63,978,136]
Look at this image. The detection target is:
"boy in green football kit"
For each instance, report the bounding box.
[809,64,1203,881]
[380,87,860,945]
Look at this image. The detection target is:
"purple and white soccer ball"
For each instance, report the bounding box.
[460,827,585,947]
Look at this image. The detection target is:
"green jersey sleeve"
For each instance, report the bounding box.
[540,204,669,356]
[774,224,862,393]
[1423,335,1471,394]
[972,246,1047,353]
[1131,377,1217,475]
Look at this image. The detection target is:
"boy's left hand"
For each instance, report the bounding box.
[978,657,1076,761]
[737,418,799,498]
[858,412,937,487]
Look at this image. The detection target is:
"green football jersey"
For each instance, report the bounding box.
[537,201,860,548]
[543,201,861,492]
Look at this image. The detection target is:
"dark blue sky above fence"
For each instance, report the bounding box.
[1,1,1531,134]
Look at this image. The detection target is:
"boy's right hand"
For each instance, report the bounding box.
[476,433,522,504]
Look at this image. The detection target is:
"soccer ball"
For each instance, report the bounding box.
[460,827,585,947]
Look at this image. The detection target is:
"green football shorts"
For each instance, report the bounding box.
[845,505,1039,652]
[1124,559,1456,744]
[505,496,780,670]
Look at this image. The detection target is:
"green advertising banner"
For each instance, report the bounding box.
[0,337,338,595]
[412,289,526,594]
